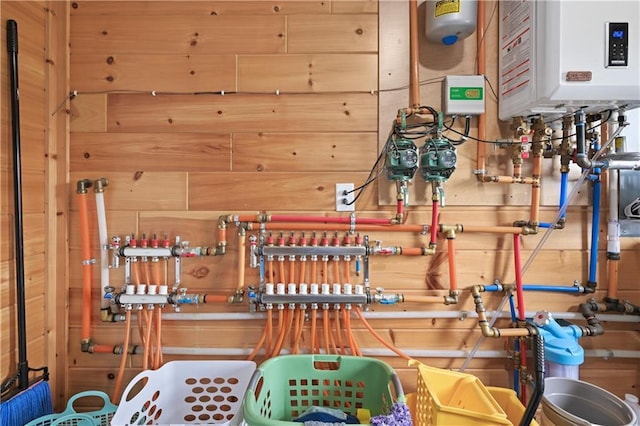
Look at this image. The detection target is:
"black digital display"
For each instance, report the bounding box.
[607,22,628,67]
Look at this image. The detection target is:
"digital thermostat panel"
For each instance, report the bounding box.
[606,22,629,67]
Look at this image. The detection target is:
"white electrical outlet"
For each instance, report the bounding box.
[335,183,355,212]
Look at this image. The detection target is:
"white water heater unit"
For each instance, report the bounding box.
[499,0,640,120]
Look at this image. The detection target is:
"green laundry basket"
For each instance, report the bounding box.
[243,354,404,426]
[25,390,117,426]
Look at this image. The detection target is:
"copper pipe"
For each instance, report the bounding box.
[402,295,447,303]
[530,171,542,226]
[447,238,458,291]
[409,0,420,108]
[482,175,535,184]
[607,258,619,299]
[513,163,522,179]
[475,0,487,179]
[462,225,526,234]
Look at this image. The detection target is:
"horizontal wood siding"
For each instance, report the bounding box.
[65,0,640,408]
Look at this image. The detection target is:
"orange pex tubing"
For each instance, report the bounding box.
[78,191,92,343]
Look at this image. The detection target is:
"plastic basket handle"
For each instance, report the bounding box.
[119,370,155,405]
[63,390,118,415]
[246,368,263,394]
[389,373,405,401]
[309,353,343,368]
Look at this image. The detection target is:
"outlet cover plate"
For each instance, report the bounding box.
[335,183,355,211]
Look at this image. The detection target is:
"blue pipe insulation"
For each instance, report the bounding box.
[483,284,580,293]
[508,294,520,397]
[589,173,601,284]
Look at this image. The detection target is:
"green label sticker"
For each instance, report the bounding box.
[449,87,484,100]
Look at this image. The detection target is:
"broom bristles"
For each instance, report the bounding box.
[0,380,53,426]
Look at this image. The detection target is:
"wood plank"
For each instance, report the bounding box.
[70,15,286,55]
[331,1,378,14]
[0,253,46,310]
[71,54,236,92]
[70,94,106,132]
[1,336,46,383]
[106,93,378,133]
[70,1,330,16]
[68,210,138,251]
[70,133,232,172]
[232,132,378,172]
[237,54,377,93]
[189,172,378,211]
[47,0,72,408]
[69,172,188,211]
[0,127,47,172]
[0,295,46,353]
[288,15,378,53]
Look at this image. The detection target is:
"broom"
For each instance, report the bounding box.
[0,19,54,426]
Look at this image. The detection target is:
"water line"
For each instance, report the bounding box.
[483,284,582,293]
[589,172,601,284]
[160,310,640,322]
[95,189,110,309]
[155,346,640,359]
[508,294,520,397]
[560,171,568,219]
[461,125,624,372]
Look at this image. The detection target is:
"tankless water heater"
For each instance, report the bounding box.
[498,0,640,120]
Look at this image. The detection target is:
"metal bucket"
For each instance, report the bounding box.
[541,377,637,426]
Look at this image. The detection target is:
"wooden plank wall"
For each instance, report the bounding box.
[0,0,55,403]
[66,0,639,410]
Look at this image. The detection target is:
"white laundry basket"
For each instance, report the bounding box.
[111,360,256,426]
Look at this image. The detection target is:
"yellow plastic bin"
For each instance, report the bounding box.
[410,360,522,426]
[487,387,539,426]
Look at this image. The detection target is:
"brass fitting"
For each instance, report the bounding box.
[408,245,436,255]
[93,177,108,193]
[76,178,92,194]
[80,339,91,353]
[100,308,115,322]
[444,290,460,305]
[228,289,244,304]
[439,224,463,235]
